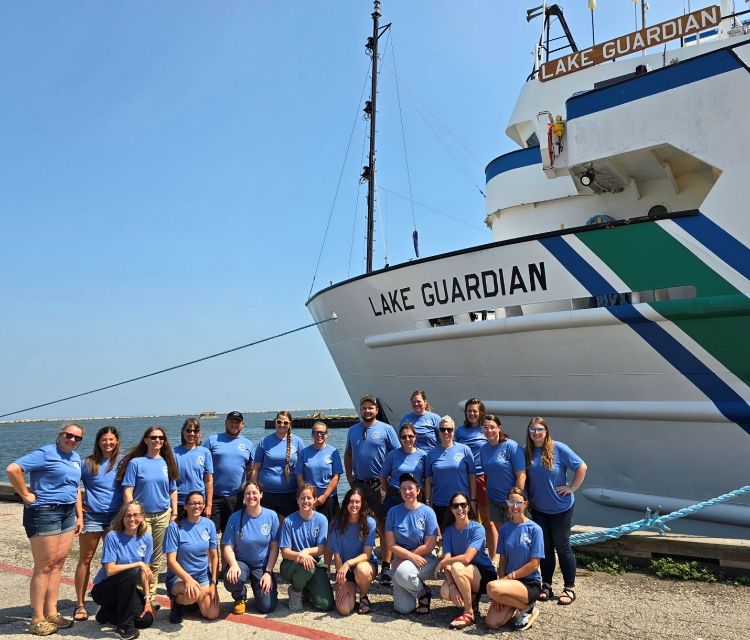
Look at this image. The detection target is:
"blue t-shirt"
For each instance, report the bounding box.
[93,530,153,584]
[255,433,305,494]
[122,456,177,513]
[294,444,343,498]
[385,503,439,551]
[480,440,525,503]
[16,443,82,507]
[455,426,487,476]
[346,421,399,480]
[380,448,427,490]
[526,442,584,514]
[442,520,496,572]
[222,507,280,568]
[174,445,214,503]
[279,511,328,561]
[399,412,441,452]
[81,455,123,514]
[497,519,544,582]
[328,516,377,564]
[164,517,218,584]
[425,443,475,507]
[205,433,254,497]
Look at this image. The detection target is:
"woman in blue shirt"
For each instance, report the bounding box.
[328,487,378,616]
[485,487,544,632]
[295,420,342,524]
[399,390,441,452]
[436,491,497,630]
[424,416,476,525]
[164,491,220,623]
[379,423,426,514]
[91,500,155,640]
[385,473,440,615]
[173,418,214,516]
[74,426,123,621]
[118,425,179,603]
[252,411,305,521]
[7,424,84,636]
[525,417,587,606]
[222,481,280,614]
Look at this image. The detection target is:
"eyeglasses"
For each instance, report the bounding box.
[275,420,290,426]
[439,427,454,433]
[528,428,546,434]
[124,513,144,519]
[506,499,525,507]
[451,502,469,510]
[148,435,165,441]
[400,434,415,440]
[61,432,83,442]
[312,431,327,437]
[184,428,200,434]
[186,502,205,508]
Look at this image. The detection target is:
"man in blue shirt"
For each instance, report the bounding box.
[205,411,254,536]
[345,395,398,585]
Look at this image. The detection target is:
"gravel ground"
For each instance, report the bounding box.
[0,502,747,640]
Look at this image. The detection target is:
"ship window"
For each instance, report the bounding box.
[648,204,668,218]
[428,315,455,327]
[526,132,539,148]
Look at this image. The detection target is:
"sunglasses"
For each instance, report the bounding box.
[184,428,200,434]
[528,428,546,434]
[61,432,83,442]
[148,435,165,441]
[506,499,525,507]
[451,502,469,510]
[275,420,291,426]
[400,434,416,440]
[312,431,327,437]
[439,427,454,433]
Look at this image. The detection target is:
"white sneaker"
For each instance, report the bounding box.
[287,586,304,611]
[512,606,539,631]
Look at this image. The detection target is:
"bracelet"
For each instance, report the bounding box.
[264,568,273,574]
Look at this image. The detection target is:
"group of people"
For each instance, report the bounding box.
[6,392,587,636]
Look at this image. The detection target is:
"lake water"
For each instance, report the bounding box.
[1,408,357,494]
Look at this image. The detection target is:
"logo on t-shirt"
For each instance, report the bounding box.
[201,529,210,542]
[71,460,80,469]
[453,453,464,463]
[238,443,248,452]
[137,543,148,557]
[312,526,321,538]
[370,430,383,440]
[260,523,271,536]
[416,518,426,531]
[520,531,532,545]
[196,455,205,467]
[162,465,168,476]
[497,451,508,465]
[324,455,332,464]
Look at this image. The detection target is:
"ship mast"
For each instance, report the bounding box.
[364,0,390,273]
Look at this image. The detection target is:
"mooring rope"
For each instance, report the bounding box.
[570,485,750,545]
[0,315,336,420]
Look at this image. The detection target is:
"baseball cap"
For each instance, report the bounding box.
[226,411,244,421]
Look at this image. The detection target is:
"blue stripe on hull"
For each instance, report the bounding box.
[674,214,750,281]
[540,235,750,433]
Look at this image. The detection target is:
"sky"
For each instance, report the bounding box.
[0,1,694,420]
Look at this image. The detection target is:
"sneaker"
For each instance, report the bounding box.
[379,567,392,587]
[169,599,184,624]
[115,627,140,640]
[287,586,304,611]
[232,599,246,615]
[512,606,539,631]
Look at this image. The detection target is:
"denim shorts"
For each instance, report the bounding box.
[23,503,77,538]
[166,572,210,596]
[83,510,118,533]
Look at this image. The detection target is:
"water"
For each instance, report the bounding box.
[1,408,356,494]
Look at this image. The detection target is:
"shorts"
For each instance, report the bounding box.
[475,475,489,508]
[23,503,76,538]
[261,491,298,518]
[383,486,403,514]
[83,510,118,533]
[352,479,385,520]
[488,500,509,524]
[345,562,378,582]
[316,495,340,523]
[432,504,449,527]
[166,572,210,596]
[478,564,499,595]
[521,577,542,604]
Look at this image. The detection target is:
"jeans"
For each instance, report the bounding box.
[531,505,576,588]
[223,561,278,613]
[392,554,439,614]
[91,568,154,631]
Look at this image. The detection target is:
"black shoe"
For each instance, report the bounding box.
[95,609,110,625]
[115,627,139,640]
[169,599,183,624]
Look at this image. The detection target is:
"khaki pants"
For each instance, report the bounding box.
[143,508,171,599]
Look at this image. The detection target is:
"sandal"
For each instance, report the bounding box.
[45,613,74,629]
[74,606,89,621]
[449,613,474,629]
[471,592,480,615]
[357,595,371,615]
[415,588,432,615]
[538,583,553,602]
[557,587,576,605]
[29,620,57,636]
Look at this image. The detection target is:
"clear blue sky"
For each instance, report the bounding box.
[0,1,687,420]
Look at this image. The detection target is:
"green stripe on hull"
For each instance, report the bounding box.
[577,223,750,386]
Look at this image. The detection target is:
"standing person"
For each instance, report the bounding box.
[6,424,84,636]
[399,390,441,452]
[525,417,587,606]
[164,491,220,623]
[344,395,399,585]
[385,473,439,615]
[173,418,214,516]
[379,423,426,513]
[328,488,378,616]
[485,488,544,631]
[479,413,526,561]
[252,411,305,522]
[74,426,124,621]
[222,481,280,615]
[204,411,254,536]
[295,420,342,524]
[91,501,155,640]
[436,491,497,630]
[118,425,179,603]
[424,416,476,525]
[279,484,333,612]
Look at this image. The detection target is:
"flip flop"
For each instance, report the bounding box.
[74,606,89,621]
[449,613,474,629]
[557,588,576,605]
[357,595,371,615]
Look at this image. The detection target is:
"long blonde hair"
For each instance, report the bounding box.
[525,417,554,471]
[111,500,147,536]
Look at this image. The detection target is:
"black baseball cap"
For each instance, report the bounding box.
[226,411,244,421]
[399,472,420,486]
